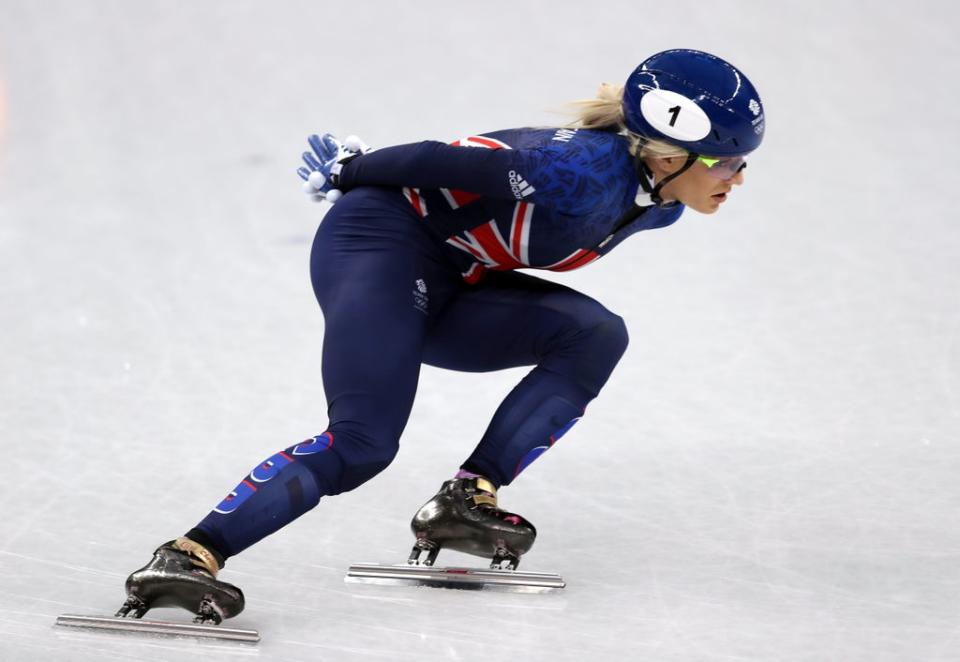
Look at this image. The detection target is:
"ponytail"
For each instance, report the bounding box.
[567,83,689,160]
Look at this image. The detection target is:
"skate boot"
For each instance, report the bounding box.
[408,476,536,570]
[116,537,244,624]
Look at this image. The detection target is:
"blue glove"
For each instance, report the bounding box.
[297,133,371,203]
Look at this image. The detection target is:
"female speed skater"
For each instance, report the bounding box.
[118,49,765,624]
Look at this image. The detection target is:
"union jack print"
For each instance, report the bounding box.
[445,201,601,275]
[402,187,427,217]
[400,133,605,281]
[402,135,511,216]
[446,200,533,270]
[441,136,512,209]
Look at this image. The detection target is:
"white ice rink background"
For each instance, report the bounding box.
[2,1,959,660]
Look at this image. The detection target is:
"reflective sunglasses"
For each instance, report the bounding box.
[697,155,748,180]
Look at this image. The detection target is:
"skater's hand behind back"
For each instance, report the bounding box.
[297,133,371,204]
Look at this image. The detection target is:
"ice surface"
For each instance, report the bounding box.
[2,1,960,660]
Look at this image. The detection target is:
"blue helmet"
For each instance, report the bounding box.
[622,49,765,157]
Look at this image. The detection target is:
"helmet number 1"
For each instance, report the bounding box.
[641,90,711,141]
[667,105,681,127]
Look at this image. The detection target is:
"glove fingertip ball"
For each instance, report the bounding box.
[308,171,326,190]
[326,189,343,204]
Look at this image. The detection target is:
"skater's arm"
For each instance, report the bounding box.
[337,141,603,215]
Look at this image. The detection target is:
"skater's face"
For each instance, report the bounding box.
[646,155,747,214]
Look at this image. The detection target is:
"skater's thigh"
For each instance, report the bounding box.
[423,270,619,372]
[310,190,459,428]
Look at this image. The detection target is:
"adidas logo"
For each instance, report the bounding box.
[508,170,535,199]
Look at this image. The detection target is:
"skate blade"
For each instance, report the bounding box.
[345,563,565,593]
[55,614,260,643]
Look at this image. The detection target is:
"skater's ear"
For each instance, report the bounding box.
[644,156,687,179]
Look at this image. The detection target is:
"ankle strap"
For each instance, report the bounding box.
[174,537,220,577]
[475,476,497,496]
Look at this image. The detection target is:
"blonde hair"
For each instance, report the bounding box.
[566,83,688,160]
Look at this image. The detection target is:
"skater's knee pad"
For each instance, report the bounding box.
[334,450,398,494]
[323,426,400,494]
[545,314,629,396]
[577,314,629,363]
[597,314,630,357]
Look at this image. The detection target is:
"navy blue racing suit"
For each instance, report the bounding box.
[189,127,685,562]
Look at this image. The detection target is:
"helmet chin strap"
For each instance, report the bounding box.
[636,152,699,207]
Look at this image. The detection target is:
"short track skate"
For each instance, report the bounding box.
[55,538,259,643]
[347,477,565,592]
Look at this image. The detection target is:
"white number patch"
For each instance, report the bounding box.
[639,88,711,142]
